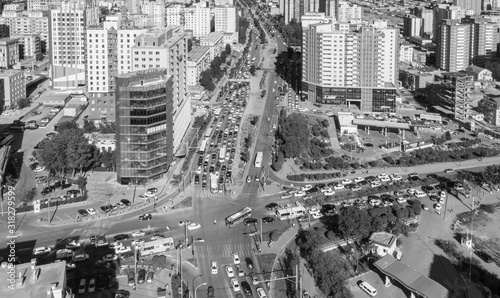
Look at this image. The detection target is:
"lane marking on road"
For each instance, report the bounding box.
[65,214,73,220]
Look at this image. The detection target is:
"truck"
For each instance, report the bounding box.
[210,173,218,193]
[56,249,74,260]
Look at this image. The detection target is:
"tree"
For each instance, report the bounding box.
[56,121,79,132]
[17,97,31,109]
[83,119,97,133]
[225,44,232,55]
[249,65,256,75]
[337,207,371,239]
[199,69,215,91]
[188,38,193,52]
[36,52,44,61]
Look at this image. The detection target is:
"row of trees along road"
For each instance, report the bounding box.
[34,122,106,176]
[199,44,233,91]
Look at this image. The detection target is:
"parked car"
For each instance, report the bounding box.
[211,260,218,274]
[114,234,129,241]
[138,213,152,221]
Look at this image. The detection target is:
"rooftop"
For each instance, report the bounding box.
[374,255,450,298]
[0,261,67,298]
[369,231,397,247]
[352,119,411,130]
[188,46,210,63]
[337,112,356,127]
[200,31,224,44]
[0,69,24,78]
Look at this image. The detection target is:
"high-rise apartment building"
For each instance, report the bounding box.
[86,16,148,122]
[337,1,361,23]
[127,0,141,14]
[436,19,470,72]
[461,16,499,67]
[0,10,49,52]
[215,5,238,34]
[215,0,234,5]
[49,0,99,89]
[140,0,166,28]
[413,6,433,37]
[0,38,19,68]
[183,5,211,38]
[132,26,190,152]
[27,0,59,11]
[115,69,174,185]
[433,4,469,42]
[453,0,481,14]
[283,0,303,24]
[302,20,398,112]
[403,14,423,37]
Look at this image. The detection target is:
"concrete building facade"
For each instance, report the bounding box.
[187,45,211,86]
[200,32,225,61]
[436,19,470,72]
[478,95,500,126]
[12,34,41,59]
[0,10,49,53]
[215,5,238,34]
[0,69,25,111]
[0,38,19,68]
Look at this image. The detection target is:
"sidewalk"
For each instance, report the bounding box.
[271,155,500,185]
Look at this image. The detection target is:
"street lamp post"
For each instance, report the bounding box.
[194,282,207,298]
[192,275,203,298]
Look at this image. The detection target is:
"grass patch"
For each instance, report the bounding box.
[262,226,291,242]
[256,253,276,281]
[175,196,192,209]
[171,274,188,298]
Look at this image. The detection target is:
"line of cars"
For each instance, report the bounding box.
[214,253,267,298]
[195,82,249,192]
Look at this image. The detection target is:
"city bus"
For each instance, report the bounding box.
[275,202,306,221]
[199,140,207,154]
[205,127,213,139]
[254,152,263,168]
[219,146,226,162]
[225,207,252,227]
[140,237,175,256]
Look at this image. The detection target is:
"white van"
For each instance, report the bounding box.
[359,282,377,296]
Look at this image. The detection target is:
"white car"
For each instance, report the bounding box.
[33,246,52,255]
[66,240,81,249]
[187,223,201,231]
[86,208,96,215]
[341,179,352,185]
[390,174,402,181]
[440,191,447,198]
[256,287,267,298]
[308,208,322,219]
[435,203,443,211]
[353,177,365,183]
[351,185,362,191]
[230,278,240,292]
[34,166,45,172]
[102,254,118,262]
[415,191,427,198]
[333,184,344,190]
[397,197,407,203]
[294,191,306,197]
[303,195,314,200]
[321,186,332,193]
[371,182,381,188]
[88,278,96,293]
[109,242,124,250]
[116,246,131,254]
[226,265,235,277]
[324,190,335,196]
[144,188,158,197]
[377,173,389,179]
[73,254,89,262]
[407,188,418,195]
[132,230,146,237]
[438,197,445,204]
[300,185,313,191]
[211,261,218,274]
[380,176,391,183]
[232,253,240,264]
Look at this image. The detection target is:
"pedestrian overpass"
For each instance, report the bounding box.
[374,255,450,298]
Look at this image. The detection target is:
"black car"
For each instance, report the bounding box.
[138,269,146,284]
[194,175,200,184]
[41,187,54,195]
[100,205,111,212]
[241,281,252,296]
[262,217,275,223]
[121,199,131,206]
[77,209,88,216]
[305,187,318,194]
[475,251,493,263]
[60,182,71,189]
[207,286,215,298]
[114,234,129,241]
[243,218,258,225]
[245,258,254,269]
[115,290,130,298]
[67,189,80,195]
[226,171,232,178]
[139,213,152,221]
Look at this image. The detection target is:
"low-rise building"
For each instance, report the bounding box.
[336,112,357,135]
[399,69,435,91]
[466,65,493,81]
[85,133,116,152]
[478,95,500,126]
[0,260,73,298]
[200,32,224,61]
[369,231,399,258]
[0,69,25,111]
[187,46,211,86]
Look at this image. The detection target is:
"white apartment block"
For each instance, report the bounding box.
[337,1,362,23]
[131,26,191,152]
[0,10,49,52]
[200,32,225,60]
[165,6,182,26]
[140,0,165,28]
[27,0,59,11]
[301,12,329,28]
[0,38,19,68]
[215,5,237,34]
[0,69,26,110]
[11,34,41,59]
[187,45,211,86]
[215,0,234,5]
[49,0,99,89]
[399,44,414,63]
[4,4,25,11]
[183,6,211,38]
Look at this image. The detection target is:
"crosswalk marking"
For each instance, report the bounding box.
[195,243,253,259]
